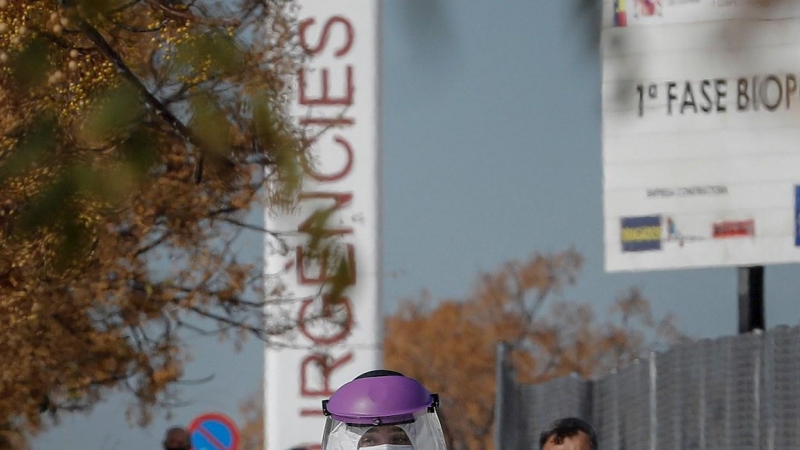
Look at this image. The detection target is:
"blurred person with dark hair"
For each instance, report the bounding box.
[539,417,597,450]
[163,426,192,450]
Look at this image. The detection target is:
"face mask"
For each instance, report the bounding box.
[360,445,414,450]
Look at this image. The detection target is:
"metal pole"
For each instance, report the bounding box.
[737,266,765,334]
[494,341,508,450]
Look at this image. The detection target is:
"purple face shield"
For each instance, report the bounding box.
[323,375,439,425]
[321,374,447,450]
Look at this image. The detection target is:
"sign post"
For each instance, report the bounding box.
[738,266,765,334]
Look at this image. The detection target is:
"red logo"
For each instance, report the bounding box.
[635,0,661,17]
[712,220,755,238]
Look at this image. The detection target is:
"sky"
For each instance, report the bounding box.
[32,1,800,449]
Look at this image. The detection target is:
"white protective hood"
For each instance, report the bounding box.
[322,411,447,450]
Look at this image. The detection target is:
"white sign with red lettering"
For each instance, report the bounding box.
[264,2,381,449]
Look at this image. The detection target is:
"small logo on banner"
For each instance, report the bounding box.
[712,220,755,239]
[795,186,800,246]
[614,0,628,27]
[634,0,661,18]
[620,215,662,252]
[664,216,704,247]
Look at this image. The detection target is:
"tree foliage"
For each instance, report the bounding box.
[0,0,309,434]
[238,384,264,450]
[384,248,686,450]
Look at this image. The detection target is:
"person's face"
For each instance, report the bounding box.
[541,431,592,450]
[163,430,192,450]
[357,425,412,448]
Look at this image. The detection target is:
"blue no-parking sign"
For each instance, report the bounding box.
[188,413,240,450]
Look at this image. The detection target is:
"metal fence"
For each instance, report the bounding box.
[494,325,800,450]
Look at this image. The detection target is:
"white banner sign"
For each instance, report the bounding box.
[264,1,381,448]
[602,0,800,271]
